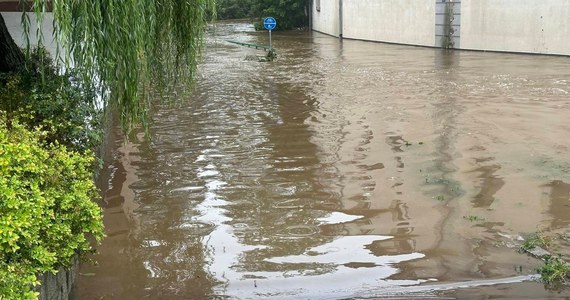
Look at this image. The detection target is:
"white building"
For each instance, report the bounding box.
[312,0,570,56]
[1,0,57,56]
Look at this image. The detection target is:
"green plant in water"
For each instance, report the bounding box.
[463,215,485,222]
[521,232,552,252]
[538,255,570,285]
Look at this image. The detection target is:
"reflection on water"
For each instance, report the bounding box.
[74,21,570,299]
[544,180,570,230]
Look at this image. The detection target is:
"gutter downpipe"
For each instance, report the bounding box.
[308,0,312,31]
[338,0,343,39]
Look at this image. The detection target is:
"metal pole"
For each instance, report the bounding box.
[339,0,343,39]
[269,30,272,49]
[308,0,312,31]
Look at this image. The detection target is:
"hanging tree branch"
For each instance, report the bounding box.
[15,0,215,131]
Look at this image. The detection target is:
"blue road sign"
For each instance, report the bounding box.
[264,17,277,30]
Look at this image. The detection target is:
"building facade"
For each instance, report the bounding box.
[312,0,570,56]
[1,0,56,55]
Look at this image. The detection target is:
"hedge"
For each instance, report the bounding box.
[0,119,104,299]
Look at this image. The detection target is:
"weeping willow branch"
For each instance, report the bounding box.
[21,0,215,131]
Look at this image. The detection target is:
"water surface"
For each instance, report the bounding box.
[74,21,570,299]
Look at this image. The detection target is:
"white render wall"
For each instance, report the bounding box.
[312,0,339,37]
[312,0,570,56]
[460,0,570,56]
[1,12,57,56]
[342,0,436,47]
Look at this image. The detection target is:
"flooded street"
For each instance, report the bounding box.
[74,22,570,299]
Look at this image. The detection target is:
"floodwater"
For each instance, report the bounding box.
[73,21,570,299]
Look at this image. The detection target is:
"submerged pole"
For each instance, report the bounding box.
[339,0,343,39]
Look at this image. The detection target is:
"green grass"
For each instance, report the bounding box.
[538,255,570,284]
[463,215,485,222]
[520,232,552,252]
[518,231,570,286]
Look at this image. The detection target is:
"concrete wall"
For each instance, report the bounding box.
[1,12,57,55]
[312,0,570,56]
[461,0,570,55]
[312,0,339,37]
[343,0,436,47]
[35,256,79,300]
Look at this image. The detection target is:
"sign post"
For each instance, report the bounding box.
[263,17,277,49]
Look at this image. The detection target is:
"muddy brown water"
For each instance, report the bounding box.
[73,22,570,299]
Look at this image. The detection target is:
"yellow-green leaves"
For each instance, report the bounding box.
[0,119,104,300]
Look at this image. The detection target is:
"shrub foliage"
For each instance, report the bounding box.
[0,48,105,299]
[215,0,309,30]
[0,48,103,154]
[0,118,104,299]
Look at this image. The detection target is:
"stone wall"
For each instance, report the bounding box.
[36,256,79,300]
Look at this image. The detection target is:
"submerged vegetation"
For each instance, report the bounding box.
[520,231,553,253]
[519,231,570,287]
[539,255,570,285]
[463,215,485,222]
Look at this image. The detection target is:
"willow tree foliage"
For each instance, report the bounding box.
[0,0,215,130]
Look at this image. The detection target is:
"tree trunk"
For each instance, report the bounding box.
[0,13,25,73]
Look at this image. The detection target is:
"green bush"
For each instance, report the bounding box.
[539,255,570,285]
[215,0,308,30]
[0,47,103,154]
[252,0,308,30]
[0,118,104,299]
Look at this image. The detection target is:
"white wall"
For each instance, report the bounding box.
[312,0,339,37]
[461,0,570,55]
[1,12,57,56]
[312,0,570,56]
[343,0,436,47]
